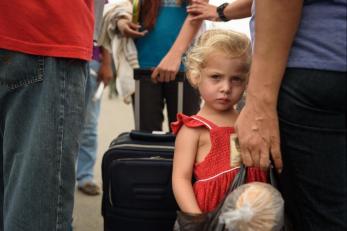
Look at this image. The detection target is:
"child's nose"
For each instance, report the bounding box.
[220,81,232,93]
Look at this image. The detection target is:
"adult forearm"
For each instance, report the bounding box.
[100,47,112,65]
[224,0,252,20]
[247,0,303,106]
[167,16,202,57]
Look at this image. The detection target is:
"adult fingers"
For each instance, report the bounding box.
[128,22,141,30]
[190,0,205,7]
[169,70,177,82]
[124,23,147,38]
[252,150,261,168]
[151,68,159,83]
[125,29,147,38]
[187,5,204,12]
[241,147,253,167]
[155,70,165,82]
[259,142,270,170]
[187,2,205,14]
[161,70,171,82]
[270,139,283,173]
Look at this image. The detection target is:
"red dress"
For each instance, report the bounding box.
[171,114,268,212]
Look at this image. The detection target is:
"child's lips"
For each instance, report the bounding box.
[216,98,230,103]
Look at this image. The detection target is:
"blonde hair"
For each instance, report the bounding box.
[185,29,252,88]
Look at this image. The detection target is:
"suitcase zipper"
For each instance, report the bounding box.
[113,156,172,161]
[109,143,174,151]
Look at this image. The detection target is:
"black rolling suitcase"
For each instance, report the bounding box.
[102,69,184,231]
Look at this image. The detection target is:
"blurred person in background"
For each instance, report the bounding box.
[102,0,207,132]
[76,0,113,196]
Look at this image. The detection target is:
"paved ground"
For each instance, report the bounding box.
[72,87,169,231]
[72,88,134,231]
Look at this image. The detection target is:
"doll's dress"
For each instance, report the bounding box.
[171,113,267,212]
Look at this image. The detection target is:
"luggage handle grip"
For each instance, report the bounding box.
[134,68,185,82]
[134,68,185,130]
[130,130,176,142]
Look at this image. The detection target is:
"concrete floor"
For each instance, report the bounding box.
[72,88,169,231]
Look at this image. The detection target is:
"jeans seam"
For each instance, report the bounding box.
[0,56,45,90]
[55,61,65,231]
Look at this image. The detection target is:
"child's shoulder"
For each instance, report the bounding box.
[171,113,213,135]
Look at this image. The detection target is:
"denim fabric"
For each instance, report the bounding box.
[278,68,346,231]
[0,49,88,231]
[76,60,101,186]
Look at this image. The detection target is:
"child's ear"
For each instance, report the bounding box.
[194,73,204,89]
[186,73,199,89]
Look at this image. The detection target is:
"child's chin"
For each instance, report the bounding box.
[215,105,234,112]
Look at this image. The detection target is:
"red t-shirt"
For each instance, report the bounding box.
[0,0,94,60]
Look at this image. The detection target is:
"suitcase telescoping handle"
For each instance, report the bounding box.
[133,69,185,82]
[133,68,185,131]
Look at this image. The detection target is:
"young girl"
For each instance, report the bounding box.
[171,29,267,214]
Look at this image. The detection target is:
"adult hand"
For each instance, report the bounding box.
[235,96,283,173]
[117,18,148,38]
[151,51,182,83]
[97,61,113,86]
[187,0,219,22]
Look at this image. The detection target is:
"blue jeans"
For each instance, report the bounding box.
[76,60,101,186]
[0,49,88,231]
[278,68,346,231]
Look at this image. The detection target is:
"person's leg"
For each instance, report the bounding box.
[0,49,87,231]
[278,68,346,231]
[132,77,164,131]
[76,60,101,195]
[0,123,3,230]
[164,79,200,130]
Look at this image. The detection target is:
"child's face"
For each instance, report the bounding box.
[198,51,248,112]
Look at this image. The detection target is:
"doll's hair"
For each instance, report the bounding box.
[184,29,252,88]
[219,182,284,231]
[141,0,184,30]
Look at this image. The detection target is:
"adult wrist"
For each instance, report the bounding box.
[216,3,229,22]
[246,88,279,109]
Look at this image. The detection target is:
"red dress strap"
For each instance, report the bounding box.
[191,115,218,129]
[171,113,217,135]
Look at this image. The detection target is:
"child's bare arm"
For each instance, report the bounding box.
[172,125,202,214]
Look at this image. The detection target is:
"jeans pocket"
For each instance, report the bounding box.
[0,49,44,90]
